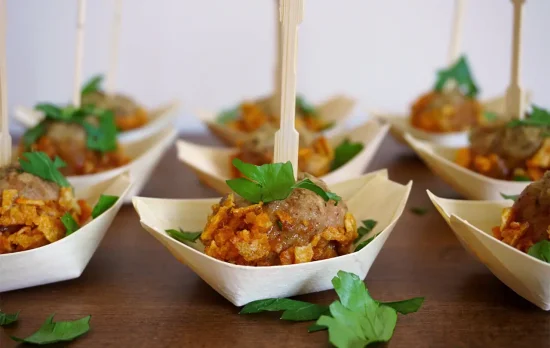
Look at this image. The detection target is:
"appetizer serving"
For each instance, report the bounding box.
[201,160,354,266]
[455,105,550,182]
[429,185,550,311]
[218,96,333,134]
[177,120,388,195]
[0,152,118,254]
[134,167,412,305]
[230,125,364,178]
[20,103,128,176]
[199,95,356,147]
[81,75,148,132]
[410,55,482,134]
[493,173,550,256]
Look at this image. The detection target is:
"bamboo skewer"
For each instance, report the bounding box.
[448,0,465,65]
[72,0,86,107]
[272,0,282,118]
[106,0,123,95]
[505,0,526,120]
[0,0,10,166]
[273,0,304,179]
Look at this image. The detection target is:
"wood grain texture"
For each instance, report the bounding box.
[1,134,549,348]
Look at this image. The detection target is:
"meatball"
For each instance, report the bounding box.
[410,88,481,133]
[82,91,147,131]
[0,165,59,201]
[202,174,357,266]
[469,124,548,169]
[504,171,550,248]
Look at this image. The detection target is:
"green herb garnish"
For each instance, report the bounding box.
[331,139,364,171]
[296,95,316,116]
[240,270,424,346]
[483,111,498,122]
[11,314,91,345]
[26,103,118,154]
[226,159,341,204]
[22,123,47,150]
[433,55,479,98]
[91,194,119,218]
[81,75,104,95]
[355,233,379,252]
[512,175,531,182]
[217,106,240,124]
[507,105,550,128]
[241,299,329,321]
[410,207,429,216]
[166,228,202,243]
[0,310,20,326]
[356,219,377,243]
[527,240,550,263]
[500,193,519,202]
[19,152,70,187]
[61,212,79,236]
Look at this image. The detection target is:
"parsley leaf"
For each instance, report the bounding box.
[355,233,379,252]
[239,271,424,346]
[166,228,202,243]
[381,298,425,314]
[483,111,498,122]
[527,240,550,263]
[61,213,79,236]
[240,298,329,321]
[331,139,364,171]
[217,106,240,124]
[296,95,316,116]
[226,159,340,204]
[433,55,479,98]
[19,152,70,187]
[356,219,377,243]
[507,104,550,128]
[410,207,429,216]
[91,194,119,218]
[35,103,64,120]
[500,193,519,202]
[22,122,47,150]
[512,175,531,182]
[81,111,118,153]
[81,75,104,95]
[0,310,20,326]
[292,178,341,204]
[11,314,91,345]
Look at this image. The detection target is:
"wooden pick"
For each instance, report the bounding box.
[273,0,304,179]
[72,0,87,107]
[448,0,465,65]
[0,0,11,166]
[271,0,283,118]
[505,0,526,120]
[106,0,123,95]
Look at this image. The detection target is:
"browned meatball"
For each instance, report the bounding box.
[0,166,59,201]
[510,171,550,245]
[204,174,356,266]
[82,91,139,116]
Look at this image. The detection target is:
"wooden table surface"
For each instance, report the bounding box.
[1,134,549,348]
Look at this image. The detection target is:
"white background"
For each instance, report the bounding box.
[6,0,550,134]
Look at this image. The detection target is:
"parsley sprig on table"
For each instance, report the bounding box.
[226,159,341,204]
[24,103,117,153]
[240,270,424,347]
[0,310,19,326]
[433,55,479,98]
[11,314,91,345]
